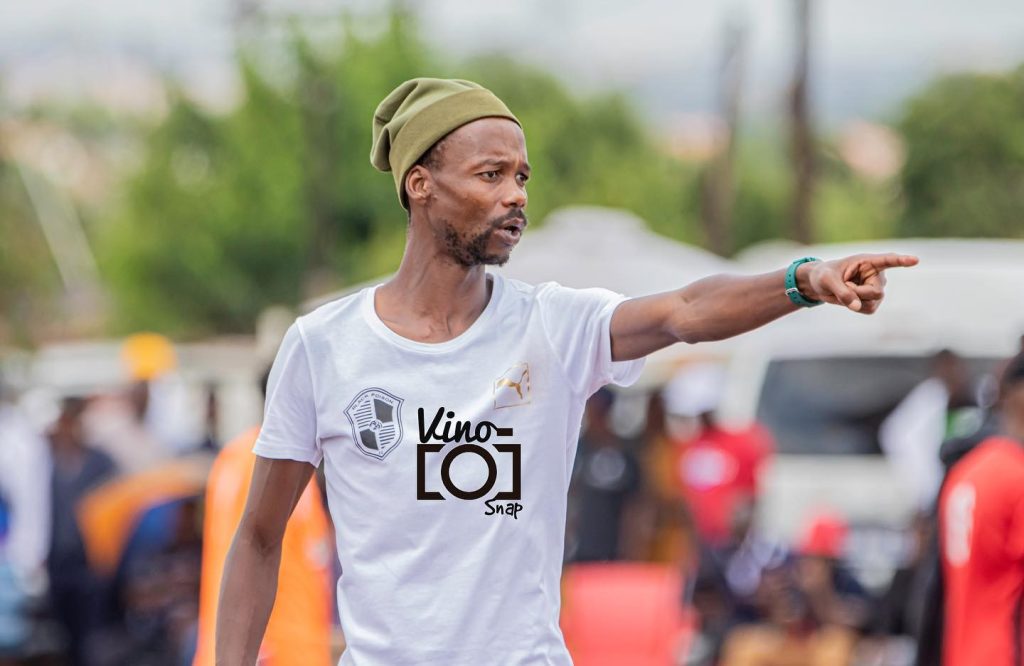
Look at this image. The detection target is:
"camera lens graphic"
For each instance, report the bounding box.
[440,445,498,500]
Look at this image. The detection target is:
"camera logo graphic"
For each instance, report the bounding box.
[415,407,521,502]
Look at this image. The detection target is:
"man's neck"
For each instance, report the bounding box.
[374,230,493,344]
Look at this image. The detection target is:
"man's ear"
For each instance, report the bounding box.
[405,165,432,207]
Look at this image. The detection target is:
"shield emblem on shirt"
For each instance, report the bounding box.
[345,388,404,460]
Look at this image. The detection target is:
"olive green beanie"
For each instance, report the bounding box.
[370,77,520,208]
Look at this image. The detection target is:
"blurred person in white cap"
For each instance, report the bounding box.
[663,363,775,549]
[217,77,918,666]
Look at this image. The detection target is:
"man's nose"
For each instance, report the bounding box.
[503,180,527,209]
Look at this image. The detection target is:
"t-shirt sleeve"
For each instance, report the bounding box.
[253,321,322,467]
[537,282,646,397]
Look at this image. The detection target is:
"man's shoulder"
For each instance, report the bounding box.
[295,288,368,337]
[949,436,1024,490]
[497,274,622,308]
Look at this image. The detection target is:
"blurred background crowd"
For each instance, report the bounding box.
[2,1,1024,665]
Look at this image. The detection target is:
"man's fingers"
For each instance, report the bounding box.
[848,281,883,301]
[858,297,883,315]
[865,253,919,271]
[824,274,861,311]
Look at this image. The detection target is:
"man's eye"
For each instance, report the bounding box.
[517,173,529,184]
[481,171,500,180]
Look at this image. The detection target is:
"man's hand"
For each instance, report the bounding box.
[609,252,920,361]
[796,253,919,315]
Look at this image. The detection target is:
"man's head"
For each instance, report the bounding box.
[371,78,529,267]
[998,352,1024,442]
[50,396,88,450]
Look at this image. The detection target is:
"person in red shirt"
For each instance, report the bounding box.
[663,364,774,548]
[939,351,1024,665]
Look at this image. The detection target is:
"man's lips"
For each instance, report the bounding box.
[495,226,521,245]
[494,216,526,245]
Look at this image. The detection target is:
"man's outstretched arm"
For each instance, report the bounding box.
[216,456,315,665]
[610,253,919,361]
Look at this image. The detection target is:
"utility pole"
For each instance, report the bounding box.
[701,16,746,256]
[15,163,107,329]
[789,0,815,244]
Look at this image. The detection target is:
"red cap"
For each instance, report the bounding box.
[797,512,848,558]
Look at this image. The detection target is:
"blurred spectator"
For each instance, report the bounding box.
[82,384,164,475]
[193,369,333,666]
[708,512,871,666]
[662,364,774,549]
[871,512,931,639]
[720,562,857,666]
[685,499,787,665]
[95,495,204,666]
[0,382,51,660]
[0,383,51,596]
[568,389,645,562]
[640,392,693,564]
[47,396,118,666]
[120,333,203,456]
[926,352,1024,665]
[879,350,977,510]
[192,384,220,453]
[913,352,1009,666]
[792,513,871,632]
[84,333,210,473]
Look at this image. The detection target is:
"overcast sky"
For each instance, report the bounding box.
[2,0,1023,126]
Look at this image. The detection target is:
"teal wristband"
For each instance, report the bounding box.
[785,257,823,307]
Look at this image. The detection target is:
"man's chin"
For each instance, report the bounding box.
[483,248,513,267]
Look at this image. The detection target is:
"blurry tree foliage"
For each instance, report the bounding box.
[16,12,1017,342]
[100,12,694,336]
[0,158,61,344]
[898,66,1024,238]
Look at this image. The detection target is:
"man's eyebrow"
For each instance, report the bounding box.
[471,157,532,172]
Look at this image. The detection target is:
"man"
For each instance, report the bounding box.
[937,352,1024,665]
[879,349,976,509]
[216,77,917,665]
[567,389,645,562]
[662,363,774,548]
[47,397,118,666]
[0,380,51,659]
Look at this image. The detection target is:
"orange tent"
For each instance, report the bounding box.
[77,457,210,575]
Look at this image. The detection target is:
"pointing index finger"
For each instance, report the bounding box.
[868,253,919,271]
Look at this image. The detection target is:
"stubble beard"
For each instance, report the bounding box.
[438,212,527,268]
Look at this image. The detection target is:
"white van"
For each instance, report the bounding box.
[718,240,1024,546]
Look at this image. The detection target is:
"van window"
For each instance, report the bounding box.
[755,357,997,455]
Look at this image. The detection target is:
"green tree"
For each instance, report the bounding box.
[898,66,1024,238]
[0,157,61,345]
[101,13,435,336]
[101,12,699,336]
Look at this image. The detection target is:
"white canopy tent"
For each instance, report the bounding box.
[493,206,736,296]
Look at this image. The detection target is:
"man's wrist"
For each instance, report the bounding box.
[794,261,821,302]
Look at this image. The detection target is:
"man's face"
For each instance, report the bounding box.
[1001,380,1024,442]
[408,117,530,267]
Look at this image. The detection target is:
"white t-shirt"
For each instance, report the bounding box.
[254,273,645,666]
